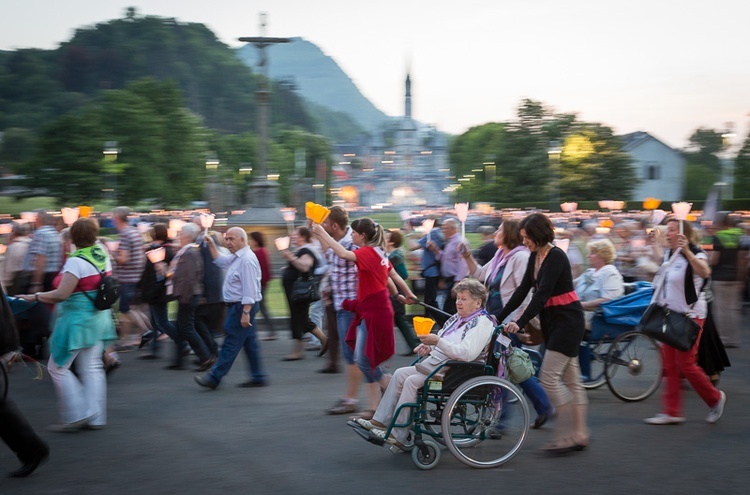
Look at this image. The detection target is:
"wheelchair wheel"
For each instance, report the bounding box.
[581,340,609,389]
[411,439,441,470]
[441,376,529,469]
[605,331,661,402]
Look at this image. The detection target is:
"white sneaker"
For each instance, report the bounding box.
[644,413,686,425]
[706,391,727,424]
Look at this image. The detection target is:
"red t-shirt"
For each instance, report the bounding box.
[354,246,392,300]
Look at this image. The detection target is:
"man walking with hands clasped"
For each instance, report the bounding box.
[194,227,267,389]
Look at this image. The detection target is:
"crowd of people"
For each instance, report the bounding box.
[1,204,746,476]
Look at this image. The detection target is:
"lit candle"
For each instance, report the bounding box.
[274,236,291,251]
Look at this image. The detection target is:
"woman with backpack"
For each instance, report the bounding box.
[18,218,118,431]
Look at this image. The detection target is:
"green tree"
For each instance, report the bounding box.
[734,131,750,198]
[683,127,723,199]
[22,78,208,206]
[448,99,635,207]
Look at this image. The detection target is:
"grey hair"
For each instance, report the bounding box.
[226,227,248,243]
[443,218,459,229]
[112,206,131,222]
[180,222,201,241]
[451,278,488,306]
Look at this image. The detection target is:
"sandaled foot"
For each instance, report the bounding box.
[352,417,386,430]
[539,439,578,455]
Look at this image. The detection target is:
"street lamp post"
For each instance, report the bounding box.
[103,141,120,204]
[547,141,562,212]
[205,153,220,213]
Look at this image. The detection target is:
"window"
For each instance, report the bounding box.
[644,162,660,180]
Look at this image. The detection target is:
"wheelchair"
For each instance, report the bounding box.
[580,282,662,402]
[348,325,530,470]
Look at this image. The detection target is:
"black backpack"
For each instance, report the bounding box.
[76,255,120,310]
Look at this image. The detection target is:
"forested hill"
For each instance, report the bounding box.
[0,14,334,136]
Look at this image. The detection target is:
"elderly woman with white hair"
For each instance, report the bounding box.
[575,238,624,381]
[575,239,625,323]
[166,223,216,371]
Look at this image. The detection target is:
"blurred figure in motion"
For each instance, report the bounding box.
[386,229,419,355]
[249,231,278,341]
[427,218,468,323]
[166,223,215,371]
[1,280,49,477]
[18,218,118,432]
[137,223,177,359]
[111,207,147,350]
[709,213,746,348]
[472,225,498,266]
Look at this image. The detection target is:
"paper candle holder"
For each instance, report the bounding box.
[413,316,436,336]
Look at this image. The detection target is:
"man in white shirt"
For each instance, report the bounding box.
[195,227,266,389]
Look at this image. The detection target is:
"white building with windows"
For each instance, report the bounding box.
[620,131,686,201]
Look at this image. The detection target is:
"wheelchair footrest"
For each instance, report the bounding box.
[347,420,386,446]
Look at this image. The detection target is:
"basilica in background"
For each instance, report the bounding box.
[331,73,450,208]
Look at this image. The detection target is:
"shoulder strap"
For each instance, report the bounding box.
[75,255,105,304]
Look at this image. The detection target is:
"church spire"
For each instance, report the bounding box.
[405,73,412,119]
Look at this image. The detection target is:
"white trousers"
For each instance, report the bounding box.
[47,341,107,426]
[372,365,426,444]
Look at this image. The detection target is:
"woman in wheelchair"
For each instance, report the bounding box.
[352,278,494,449]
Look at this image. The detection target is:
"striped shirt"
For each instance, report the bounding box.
[327,226,358,311]
[115,226,146,283]
[23,225,62,273]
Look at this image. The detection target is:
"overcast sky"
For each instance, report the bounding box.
[2,0,748,149]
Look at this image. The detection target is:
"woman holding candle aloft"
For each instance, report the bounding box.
[643,217,726,425]
[313,218,418,412]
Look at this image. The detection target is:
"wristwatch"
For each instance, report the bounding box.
[242,310,251,315]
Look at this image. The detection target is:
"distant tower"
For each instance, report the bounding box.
[405,73,412,119]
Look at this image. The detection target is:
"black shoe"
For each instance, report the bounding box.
[164,364,185,370]
[9,452,48,478]
[318,367,340,374]
[237,381,267,388]
[194,374,218,389]
[139,330,156,349]
[138,354,159,360]
[196,355,217,372]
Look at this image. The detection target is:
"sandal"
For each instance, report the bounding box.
[352,417,385,431]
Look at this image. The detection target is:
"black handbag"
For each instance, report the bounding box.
[291,274,321,304]
[637,303,700,352]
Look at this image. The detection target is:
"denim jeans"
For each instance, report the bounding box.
[518,376,554,416]
[353,320,384,384]
[149,302,176,356]
[207,303,265,385]
[336,309,355,364]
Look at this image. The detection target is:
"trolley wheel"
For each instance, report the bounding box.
[441,376,530,469]
[411,439,441,470]
[605,331,662,402]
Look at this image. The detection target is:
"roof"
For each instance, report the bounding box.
[619,131,679,153]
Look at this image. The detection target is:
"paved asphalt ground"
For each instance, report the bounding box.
[2,324,749,495]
